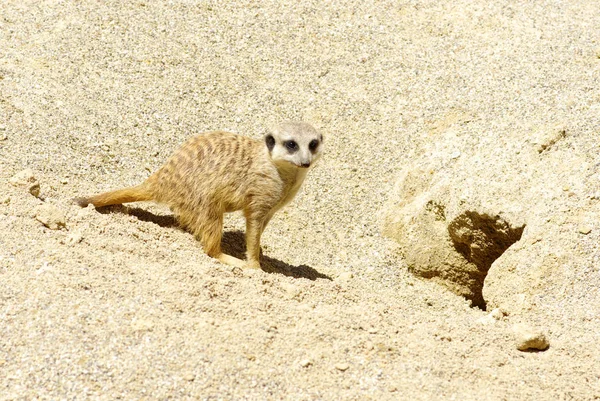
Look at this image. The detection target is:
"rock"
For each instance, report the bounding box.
[488,308,505,320]
[578,225,592,235]
[477,308,505,325]
[382,173,524,309]
[334,362,349,372]
[280,282,300,299]
[9,169,40,197]
[336,272,354,282]
[300,359,312,368]
[513,323,549,351]
[532,125,566,154]
[131,318,154,332]
[183,373,196,382]
[65,231,83,245]
[382,118,600,324]
[34,204,66,230]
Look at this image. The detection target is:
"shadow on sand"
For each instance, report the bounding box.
[97,205,332,281]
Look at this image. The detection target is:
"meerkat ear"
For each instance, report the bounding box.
[265,134,275,152]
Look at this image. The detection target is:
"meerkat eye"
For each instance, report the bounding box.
[309,139,319,152]
[284,140,298,152]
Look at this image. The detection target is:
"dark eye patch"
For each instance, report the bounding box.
[284,140,298,152]
[309,139,319,152]
[265,134,275,151]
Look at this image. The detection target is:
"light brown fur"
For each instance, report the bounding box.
[74,122,323,269]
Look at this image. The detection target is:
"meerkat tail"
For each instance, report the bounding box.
[74,184,153,207]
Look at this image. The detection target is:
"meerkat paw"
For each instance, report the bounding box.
[216,253,247,269]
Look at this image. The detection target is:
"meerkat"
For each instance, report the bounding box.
[74,121,323,269]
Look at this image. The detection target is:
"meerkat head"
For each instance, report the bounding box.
[265,121,323,169]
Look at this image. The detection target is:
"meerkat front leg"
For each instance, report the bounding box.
[244,210,271,269]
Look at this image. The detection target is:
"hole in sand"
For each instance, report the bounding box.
[447,211,525,310]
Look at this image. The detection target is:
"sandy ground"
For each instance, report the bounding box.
[1,0,599,399]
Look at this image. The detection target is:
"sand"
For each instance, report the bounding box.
[1,0,599,399]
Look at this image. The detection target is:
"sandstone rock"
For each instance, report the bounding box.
[9,169,40,197]
[382,118,600,322]
[382,168,524,308]
[34,204,66,230]
[512,323,549,351]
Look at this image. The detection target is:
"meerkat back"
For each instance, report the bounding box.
[147,132,262,217]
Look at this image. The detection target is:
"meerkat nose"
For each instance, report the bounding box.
[301,162,311,168]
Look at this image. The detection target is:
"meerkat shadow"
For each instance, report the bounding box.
[222,231,332,281]
[94,207,330,280]
[96,205,178,228]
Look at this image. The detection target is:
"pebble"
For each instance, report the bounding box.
[131,318,154,332]
[280,282,300,299]
[34,204,66,230]
[512,323,549,351]
[65,231,83,245]
[296,303,313,312]
[578,225,592,235]
[300,359,312,368]
[367,327,379,334]
[9,169,40,197]
[477,308,505,325]
[183,373,196,382]
[336,272,354,282]
[335,362,349,371]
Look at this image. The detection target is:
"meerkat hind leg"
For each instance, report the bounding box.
[196,211,252,269]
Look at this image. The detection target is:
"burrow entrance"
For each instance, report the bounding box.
[447,211,525,310]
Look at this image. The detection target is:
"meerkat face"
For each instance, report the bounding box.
[265,122,323,169]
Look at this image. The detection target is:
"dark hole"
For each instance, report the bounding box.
[448,211,525,310]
